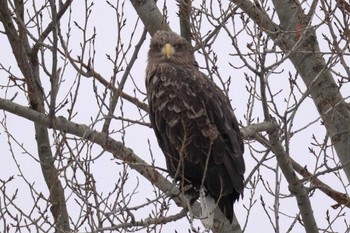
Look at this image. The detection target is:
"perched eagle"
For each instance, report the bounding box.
[146,30,245,222]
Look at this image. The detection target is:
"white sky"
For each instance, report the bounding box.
[0,0,349,232]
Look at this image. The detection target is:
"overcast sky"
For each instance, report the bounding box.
[1,1,349,232]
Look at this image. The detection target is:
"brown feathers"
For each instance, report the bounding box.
[145,30,245,222]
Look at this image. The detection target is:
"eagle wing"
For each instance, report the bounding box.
[199,71,245,188]
[147,64,245,199]
[146,30,245,222]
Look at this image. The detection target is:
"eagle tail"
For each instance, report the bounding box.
[217,194,235,223]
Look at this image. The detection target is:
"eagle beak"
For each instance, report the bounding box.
[162,43,175,59]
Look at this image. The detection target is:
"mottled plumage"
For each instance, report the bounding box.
[146,30,245,222]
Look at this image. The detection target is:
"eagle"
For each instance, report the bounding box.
[145,30,245,223]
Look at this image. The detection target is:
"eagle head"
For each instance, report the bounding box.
[148,30,194,63]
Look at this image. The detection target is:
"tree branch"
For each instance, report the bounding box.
[0,97,243,233]
[178,0,192,43]
[0,2,71,231]
[232,0,350,181]
[102,29,148,132]
[31,0,74,56]
[129,0,171,36]
[268,121,318,233]
[292,159,350,208]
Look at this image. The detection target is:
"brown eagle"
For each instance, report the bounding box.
[146,30,245,222]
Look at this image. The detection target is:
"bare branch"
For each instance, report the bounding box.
[268,121,318,233]
[102,29,147,132]
[129,0,170,36]
[0,97,242,233]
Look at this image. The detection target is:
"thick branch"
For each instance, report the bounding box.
[274,0,350,181]
[268,121,318,233]
[179,0,192,43]
[0,98,242,233]
[241,122,275,139]
[292,159,350,208]
[248,126,350,209]
[0,2,70,231]
[232,0,350,181]
[129,0,170,36]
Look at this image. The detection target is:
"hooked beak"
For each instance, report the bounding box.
[161,43,175,59]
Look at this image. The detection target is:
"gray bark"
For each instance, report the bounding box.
[130,0,171,36]
[0,97,264,233]
[0,1,70,232]
[232,0,350,182]
[273,0,350,181]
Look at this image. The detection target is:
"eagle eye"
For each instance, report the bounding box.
[175,42,184,50]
